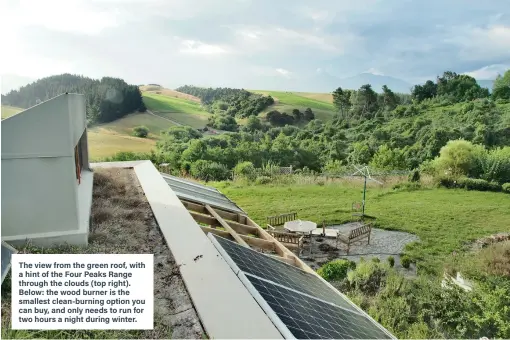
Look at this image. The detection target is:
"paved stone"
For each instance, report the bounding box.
[300,222,420,276]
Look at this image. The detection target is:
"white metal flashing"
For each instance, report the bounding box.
[91,161,282,339]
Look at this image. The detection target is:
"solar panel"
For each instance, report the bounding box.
[246,274,392,339]
[213,233,359,313]
[161,173,244,213]
[209,234,394,339]
[1,241,17,284]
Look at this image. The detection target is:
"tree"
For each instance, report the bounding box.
[411,80,437,102]
[292,109,303,121]
[492,69,510,100]
[132,125,149,138]
[351,84,379,118]
[303,108,314,121]
[244,115,263,132]
[332,87,352,116]
[381,85,398,111]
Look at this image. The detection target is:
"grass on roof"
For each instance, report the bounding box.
[1,168,205,339]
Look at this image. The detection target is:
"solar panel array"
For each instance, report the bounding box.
[1,241,17,284]
[211,234,394,339]
[161,173,244,213]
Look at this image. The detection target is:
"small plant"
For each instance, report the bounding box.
[503,183,510,193]
[255,176,271,185]
[371,257,381,263]
[387,256,395,267]
[132,125,149,138]
[317,259,356,282]
[401,255,411,269]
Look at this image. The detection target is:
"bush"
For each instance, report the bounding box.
[347,261,388,294]
[459,178,501,192]
[371,257,381,263]
[318,259,356,282]
[503,183,510,193]
[233,161,256,180]
[132,125,149,138]
[400,255,411,269]
[387,256,395,267]
[190,160,230,181]
[433,139,486,178]
[255,176,271,185]
[408,169,420,182]
[392,182,421,192]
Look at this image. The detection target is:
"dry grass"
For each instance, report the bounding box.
[140,86,201,103]
[1,168,205,339]
[87,130,156,160]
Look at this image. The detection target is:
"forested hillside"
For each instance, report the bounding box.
[114,70,510,183]
[1,74,146,123]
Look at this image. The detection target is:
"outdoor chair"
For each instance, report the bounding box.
[336,223,372,255]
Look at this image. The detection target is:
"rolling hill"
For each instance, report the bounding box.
[250,90,337,122]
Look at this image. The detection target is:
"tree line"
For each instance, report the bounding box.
[1,74,146,123]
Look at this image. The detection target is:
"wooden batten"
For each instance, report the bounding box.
[201,227,275,251]
[181,199,239,221]
[206,205,249,248]
[189,211,258,235]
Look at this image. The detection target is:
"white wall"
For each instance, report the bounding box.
[1,151,79,238]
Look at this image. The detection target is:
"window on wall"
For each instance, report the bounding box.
[74,144,81,184]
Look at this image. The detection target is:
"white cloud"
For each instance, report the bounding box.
[1,0,121,35]
[276,68,291,76]
[363,67,384,76]
[464,64,509,79]
[445,24,510,61]
[176,38,228,55]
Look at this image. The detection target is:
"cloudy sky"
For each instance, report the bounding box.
[1,0,509,90]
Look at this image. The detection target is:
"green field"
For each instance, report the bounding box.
[93,112,177,137]
[215,182,510,273]
[1,105,23,119]
[142,92,210,128]
[250,90,337,121]
[87,129,156,160]
[143,92,207,115]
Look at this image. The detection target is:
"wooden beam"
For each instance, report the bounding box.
[206,205,249,248]
[246,216,316,275]
[181,199,243,222]
[201,227,275,251]
[189,211,258,235]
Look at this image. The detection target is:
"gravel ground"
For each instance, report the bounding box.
[298,222,420,276]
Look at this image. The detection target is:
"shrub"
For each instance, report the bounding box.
[433,139,486,178]
[132,125,149,138]
[387,256,395,267]
[347,261,388,294]
[233,161,256,180]
[503,183,510,193]
[190,160,230,181]
[459,177,501,192]
[408,169,420,182]
[371,257,381,263]
[318,259,356,282]
[255,176,271,185]
[392,182,422,191]
[400,255,411,269]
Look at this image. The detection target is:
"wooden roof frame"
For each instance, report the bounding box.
[181,198,315,274]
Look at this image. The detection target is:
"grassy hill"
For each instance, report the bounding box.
[141,91,209,128]
[250,90,337,121]
[1,105,23,119]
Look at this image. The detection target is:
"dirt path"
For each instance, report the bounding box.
[146,109,183,126]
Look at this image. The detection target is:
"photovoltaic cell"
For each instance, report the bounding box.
[210,234,394,339]
[213,233,359,313]
[161,173,244,213]
[247,274,392,339]
[1,241,17,284]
